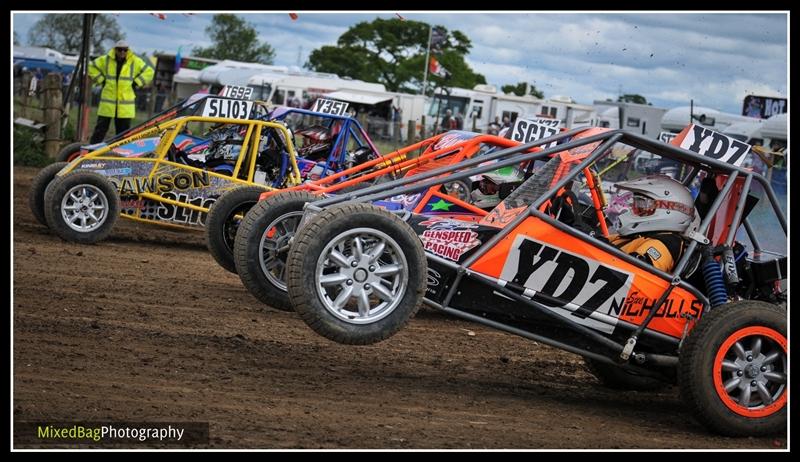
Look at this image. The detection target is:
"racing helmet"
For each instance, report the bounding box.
[615,175,699,237]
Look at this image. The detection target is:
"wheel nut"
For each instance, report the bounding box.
[760,366,767,372]
[351,261,358,267]
[751,380,757,387]
[746,355,753,362]
[346,279,353,286]
[369,265,376,272]
[737,370,743,377]
[364,284,371,290]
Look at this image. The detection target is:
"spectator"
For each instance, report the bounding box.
[87,39,155,143]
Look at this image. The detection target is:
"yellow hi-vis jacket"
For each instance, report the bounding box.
[88,47,154,119]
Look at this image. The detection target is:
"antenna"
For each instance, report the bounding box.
[297,46,302,67]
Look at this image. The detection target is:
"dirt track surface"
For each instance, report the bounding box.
[13,166,786,449]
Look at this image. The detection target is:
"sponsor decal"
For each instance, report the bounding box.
[387,193,422,208]
[646,246,662,261]
[420,229,480,261]
[95,168,133,176]
[742,95,787,119]
[432,131,479,151]
[427,268,441,287]
[120,199,146,210]
[108,171,211,195]
[620,290,702,319]
[80,163,106,169]
[418,216,479,230]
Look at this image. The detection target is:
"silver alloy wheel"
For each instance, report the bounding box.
[315,227,408,324]
[719,335,787,408]
[259,211,303,291]
[60,184,109,232]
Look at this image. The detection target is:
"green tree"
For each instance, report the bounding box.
[14,30,20,45]
[618,94,649,105]
[501,82,544,99]
[28,14,123,54]
[193,14,275,64]
[306,18,485,94]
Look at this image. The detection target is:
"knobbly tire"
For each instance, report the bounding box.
[679,300,786,436]
[55,142,85,163]
[234,191,317,312]
[287,203,427,345]
[206,186,267,274]
[43,170,120,244]
[584,358,667,391]
[28,162,68,226]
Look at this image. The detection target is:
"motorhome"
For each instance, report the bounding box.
[424,84,596,133]
[593,101,667,138]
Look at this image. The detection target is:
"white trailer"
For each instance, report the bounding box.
[593,101,667,138]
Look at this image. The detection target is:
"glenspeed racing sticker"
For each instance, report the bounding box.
[499,234,633,334]
[417,217,481,262]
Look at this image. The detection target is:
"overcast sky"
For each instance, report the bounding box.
[12,11,788,114]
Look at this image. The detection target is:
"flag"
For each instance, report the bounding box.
[150,13,167,20]
[174,46,183,73]
[430,26,447,53]
[429,56,449,78]
[395,13,405,20]
[289,12,298,20]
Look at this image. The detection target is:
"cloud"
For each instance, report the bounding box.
[12,11,787,114]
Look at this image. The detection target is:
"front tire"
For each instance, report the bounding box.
[234,191,317,311]
[679,301,786,436]
[205,186,267,274]
[28,161,68,226]
[287,203,427,345]
[43,170,120,244]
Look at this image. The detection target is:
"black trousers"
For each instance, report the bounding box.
[90,115,133,144]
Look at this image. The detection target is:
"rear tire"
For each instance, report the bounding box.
[28,162,68,226]
[287,203,427,345]
[43,170,120,244]
[206,186,267,274]
[56,142,85,163]
[679,301,786,436]
[234,191,317,311]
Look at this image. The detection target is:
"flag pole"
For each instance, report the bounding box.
[421,24,432,96]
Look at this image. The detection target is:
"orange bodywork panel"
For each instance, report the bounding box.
[468,216,703,339]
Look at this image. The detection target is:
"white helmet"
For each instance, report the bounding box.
[615,175,699,237]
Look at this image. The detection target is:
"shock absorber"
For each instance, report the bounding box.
[702,249,728,308]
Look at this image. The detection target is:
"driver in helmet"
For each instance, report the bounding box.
[609,175,700,273]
